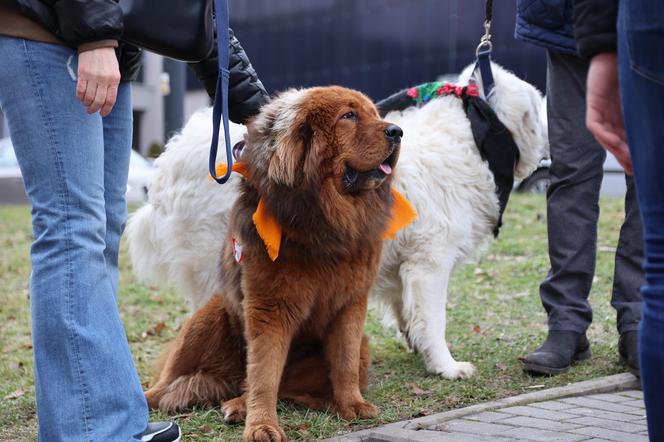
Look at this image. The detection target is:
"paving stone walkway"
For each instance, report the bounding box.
[330,374,647,442]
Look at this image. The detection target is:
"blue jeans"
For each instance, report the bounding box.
[0,37,148,441]
[618,1,664,440]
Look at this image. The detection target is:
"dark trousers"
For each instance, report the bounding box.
[541,50,644,335]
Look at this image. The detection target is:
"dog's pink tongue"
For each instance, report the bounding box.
[379,163,393,175]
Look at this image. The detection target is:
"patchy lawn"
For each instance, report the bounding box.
[0,194,632,441]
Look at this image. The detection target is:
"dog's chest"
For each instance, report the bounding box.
[231,252,378,340]
[296,253,380,338]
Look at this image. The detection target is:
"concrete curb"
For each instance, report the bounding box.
[327,372,640,441]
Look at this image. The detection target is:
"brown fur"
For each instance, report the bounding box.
[145,86,400,441]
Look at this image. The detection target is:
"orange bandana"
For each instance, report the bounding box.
[213,162,417,261]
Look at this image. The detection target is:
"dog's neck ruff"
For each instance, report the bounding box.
[376,82,520,236]
[212,162,418,261]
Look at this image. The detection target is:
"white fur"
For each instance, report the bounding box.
[126,64,546,378]
[125,108,246,308]
[374,64,545,378]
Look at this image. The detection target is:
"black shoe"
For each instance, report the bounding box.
[140,422,181,442]
[521,331,591,376]
[619,330,640,377]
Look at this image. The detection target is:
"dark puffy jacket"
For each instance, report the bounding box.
[573,0,618,59]
[515,0,577,54]
[2,0,269,123]
[189,29,270,125]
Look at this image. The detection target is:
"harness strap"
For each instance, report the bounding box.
[439,85,519,236]
[209,0,233,184]
[460,91,519,236]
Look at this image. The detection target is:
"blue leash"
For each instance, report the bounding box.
[209,0,232,184]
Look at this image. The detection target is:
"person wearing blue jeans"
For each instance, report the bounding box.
[0,1,268,439]
[575,0,664,439]
[0,39,150,440]
[0,3,179,441]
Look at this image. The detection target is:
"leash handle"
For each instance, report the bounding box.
[209,0,232,184]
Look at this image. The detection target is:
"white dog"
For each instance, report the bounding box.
[127,63,545,379]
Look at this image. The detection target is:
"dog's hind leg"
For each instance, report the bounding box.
[278,335,371,412]
[222,393,248,424]
[145,295,246,412]
[151,371,238,414]
[399,261,476,379]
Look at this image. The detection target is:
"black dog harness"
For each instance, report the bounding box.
[376,81,520,236]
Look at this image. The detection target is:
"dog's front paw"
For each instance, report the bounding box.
[222,395,247,424]
[430,361,477,379]
[334,400,379,420]
[243,422,287,442]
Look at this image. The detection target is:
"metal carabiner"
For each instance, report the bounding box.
[475,20,493,55]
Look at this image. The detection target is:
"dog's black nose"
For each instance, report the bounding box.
[384,124,403,141]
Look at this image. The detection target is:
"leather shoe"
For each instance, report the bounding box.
[521,331,591,375]
[619,330,640,377]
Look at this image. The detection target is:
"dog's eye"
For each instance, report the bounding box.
[341,111,358,121]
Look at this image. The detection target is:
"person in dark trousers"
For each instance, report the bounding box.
[575,0,664,438]
[0,1,267,440]
[514,0,644,376]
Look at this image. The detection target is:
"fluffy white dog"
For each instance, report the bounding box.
[127,63,545,379]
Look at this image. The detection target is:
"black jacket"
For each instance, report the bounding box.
[2,0,269,123]
[188,29,270,124]
[573,0,618,59]
[1,0,142,78]
[5,0,123,45]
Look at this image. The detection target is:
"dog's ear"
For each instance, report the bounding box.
[510,87,547,179]
[268,122,312,186]
[484,64,546,180]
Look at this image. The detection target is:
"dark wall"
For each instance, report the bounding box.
[190,1,546,101]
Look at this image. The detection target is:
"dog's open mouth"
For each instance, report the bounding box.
[343,147,399,192]
[377,149,397,176]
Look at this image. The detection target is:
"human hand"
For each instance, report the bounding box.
[76,47,121,117]
[586,52,632,175]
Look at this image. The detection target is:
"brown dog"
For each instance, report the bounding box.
[144,86,403,441]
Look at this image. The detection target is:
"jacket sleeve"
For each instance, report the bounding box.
[188,28,270,124]
[51,0,123,46]
[573,0,618,58]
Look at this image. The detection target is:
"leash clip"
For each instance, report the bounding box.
[475,20,493,55]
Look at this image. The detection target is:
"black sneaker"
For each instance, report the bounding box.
[140,422,181,442]
[520,331,591,375]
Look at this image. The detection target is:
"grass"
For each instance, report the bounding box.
[0,194,631,441]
